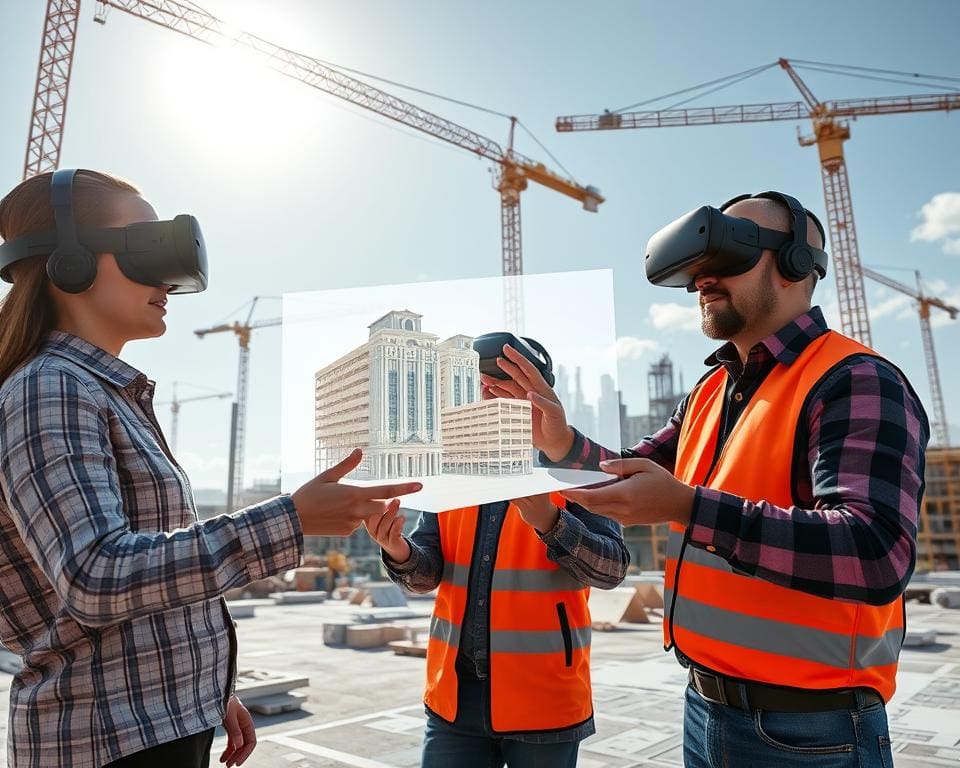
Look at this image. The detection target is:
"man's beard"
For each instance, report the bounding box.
[700,262,777,340]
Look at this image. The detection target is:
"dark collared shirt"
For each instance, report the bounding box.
[544,307,929,606]
[385,499,628,743]
[0,332,303,767]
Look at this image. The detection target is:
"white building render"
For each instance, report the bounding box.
[441,398,533,476]
[438,335,480,410]
[315,310,442,480]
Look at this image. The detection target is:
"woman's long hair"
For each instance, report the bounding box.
[0,170,140,384]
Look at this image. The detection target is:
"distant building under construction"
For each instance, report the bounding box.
[918,446,960,571]
[620,353,686,570]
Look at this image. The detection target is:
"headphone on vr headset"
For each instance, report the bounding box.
[719,191,827,284]
[46,168,99,293]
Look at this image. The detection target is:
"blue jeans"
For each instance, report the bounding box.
[683,685,894,767]
[421,664,581,768]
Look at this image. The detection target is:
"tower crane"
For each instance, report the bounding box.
[24,0,604,324]
[556,58,960,347]
[195,298,281,511]
[155,382,232,455]
[861,267,957,447]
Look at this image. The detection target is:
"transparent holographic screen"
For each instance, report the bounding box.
[280,269,620,494]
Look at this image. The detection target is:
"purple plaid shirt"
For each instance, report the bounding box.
[0,332,304,767]
[544,307,929,605]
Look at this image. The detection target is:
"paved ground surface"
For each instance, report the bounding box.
[1,598,958,766]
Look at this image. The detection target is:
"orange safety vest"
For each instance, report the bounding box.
[425,494,594,733]
[666,330,906,702]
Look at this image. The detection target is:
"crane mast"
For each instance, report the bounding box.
[23,0,81,179]
[861,267,958,446]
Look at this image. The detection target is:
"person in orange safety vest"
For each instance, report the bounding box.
[485,192,929,768]
[366,485,628,766]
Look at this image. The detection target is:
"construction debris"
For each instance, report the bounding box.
[932,588,960,609]
[271,590,328,605]
[903,629,938,647]
[234,669,310,714]
[589,586,650,630]
[349,582,408,608]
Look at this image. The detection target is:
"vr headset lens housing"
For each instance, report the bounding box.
[644,198,828,291]
[644,206,767,289]
[109,215,208,294]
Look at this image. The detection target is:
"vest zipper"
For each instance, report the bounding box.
[484,506,508,732]
[556,602,573,667]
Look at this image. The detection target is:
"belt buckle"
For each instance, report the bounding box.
[693,669,728,706]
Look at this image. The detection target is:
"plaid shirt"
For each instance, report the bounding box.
[544,307,929,606]
[0,332,303,767]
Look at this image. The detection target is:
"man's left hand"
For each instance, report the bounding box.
[220,695,257,767]
[561,458,696,528]
[513,494,561,534]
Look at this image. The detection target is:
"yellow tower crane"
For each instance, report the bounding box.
[194,297,281,511]
[861,267,957,446]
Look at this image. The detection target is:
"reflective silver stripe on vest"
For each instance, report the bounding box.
[856,626,905,669]
[664,589,902,670]
[442,563,586,592]
[441,562,470,588]
[491,569,587,593]
[430,615,462,648]
[666,528,683,561]
[667,530,733,574]
[489,626,592,654]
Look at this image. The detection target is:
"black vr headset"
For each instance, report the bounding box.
[473,332,555,388]
[644,191,828,292]
[0,168,208,294]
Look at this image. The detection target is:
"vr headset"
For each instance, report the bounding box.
[0,168,208,294]
[644,191,828,291]
[473,332,555,388]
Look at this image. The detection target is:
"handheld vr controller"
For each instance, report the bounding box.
[473,332,555,388]
[0,168,208,294]
[644,190,828,292]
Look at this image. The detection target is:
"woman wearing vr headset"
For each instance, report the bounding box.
[0,169,421,768]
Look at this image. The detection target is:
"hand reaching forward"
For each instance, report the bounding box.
[290,449,422,536]
[561,458,695,528]
[364,498,410,564]
[512,494,561,534]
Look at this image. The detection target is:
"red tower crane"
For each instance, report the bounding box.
[556,58,960,347]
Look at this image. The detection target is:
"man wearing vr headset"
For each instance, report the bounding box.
[487,192,928,767]
[0,169,421,768]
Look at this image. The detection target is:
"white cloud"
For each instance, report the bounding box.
[910,192,960,255]
[649,302,700,332]
[613,336,658,360]
[869,294,912,321]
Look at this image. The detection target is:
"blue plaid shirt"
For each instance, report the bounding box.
[0,332,303,767]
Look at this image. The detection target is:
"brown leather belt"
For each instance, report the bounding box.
[688,668,883,713]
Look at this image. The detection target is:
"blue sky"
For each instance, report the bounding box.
[1,0,958,491]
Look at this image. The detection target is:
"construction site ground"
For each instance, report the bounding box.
[0,598,957,767]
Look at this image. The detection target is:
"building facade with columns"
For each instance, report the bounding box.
[315,311,532,480]
[315,310,442,480]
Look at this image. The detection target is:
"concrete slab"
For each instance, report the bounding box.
[2,598,958,767]
[272,591,329,605]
